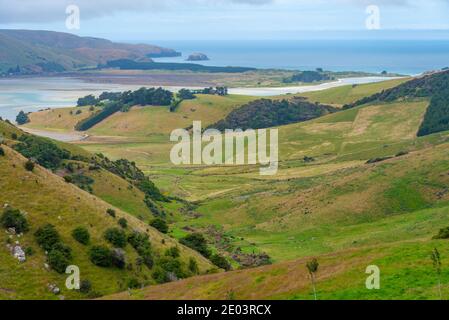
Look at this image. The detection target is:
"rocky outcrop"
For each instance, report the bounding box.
[186,53,209,61]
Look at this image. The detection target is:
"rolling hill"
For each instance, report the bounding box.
[0,29,179,74]
[19,74,449,299]
[0,120,215,300]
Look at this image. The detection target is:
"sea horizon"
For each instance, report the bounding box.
[145,39,449,76]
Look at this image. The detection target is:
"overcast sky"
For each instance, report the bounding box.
[1,0,449,41]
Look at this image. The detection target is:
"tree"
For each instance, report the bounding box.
[178,89,196,100]
[16,111,30,125]
[306,258,319,300]
[77,94,98,107]
[431,248,442,300]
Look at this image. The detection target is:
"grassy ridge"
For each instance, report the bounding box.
[0,138,214,299]
[105,237,449,300]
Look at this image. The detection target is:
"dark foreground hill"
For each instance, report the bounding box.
[0,120,214,299]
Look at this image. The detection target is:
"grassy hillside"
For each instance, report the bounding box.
[25,106,99,132]
[297,78,409,106]
[0,146,214,300]
[105,238,449,300]
[0,120,220,299]
[20,75,449,301]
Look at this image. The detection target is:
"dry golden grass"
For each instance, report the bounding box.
[0,146,214,299]
[103,246,382,300]
[26,106,98,132]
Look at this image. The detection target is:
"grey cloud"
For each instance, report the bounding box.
[0,0,275,23]
[0,0,442,24]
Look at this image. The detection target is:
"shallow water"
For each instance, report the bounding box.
[0,76,394,121]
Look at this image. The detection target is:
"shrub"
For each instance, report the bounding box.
[72,227,90,245]
[118,218,128,229]
[48,249,70,273]
[188,258,199,275]
[63,175,73,183]
[144,197,166,217]
[158,256,186,279]
[14,135,71,170]
[79,280,92,294]
[150,218,168,234]
[24,160,35,171]
[89,246,113,267]
[127,278,141,289]
[25,247,34,256]
[11,133,17,140]
[139,179,168,202]
[111,248,126,269]
[152,268,169,284]
[165,247,180,258]
[210,254,232,271]
[35,224,60,251]
[180,233,210,258]
[51,242,72,260]
[106,209,116,218]
[128,231,153,268]
[433,227,449,239]
[104,228,127,248]
[1,207,29,233]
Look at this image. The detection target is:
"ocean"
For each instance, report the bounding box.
[150,40,449,75]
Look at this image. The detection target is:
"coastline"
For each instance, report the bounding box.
[0,75,402,122]
[228,76,402,96]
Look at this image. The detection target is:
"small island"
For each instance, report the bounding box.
[186,53,210,61]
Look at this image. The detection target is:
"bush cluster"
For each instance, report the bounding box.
[180,233,210,258]
[150,218,168,234]
[128,231,153,269]
[0,207,29,233]
[72,226,90,245]
[104,228,127,248]
[35,224,72,273]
